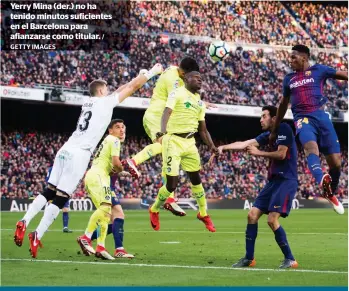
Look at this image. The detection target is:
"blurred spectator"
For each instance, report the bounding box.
[1,131,347,200]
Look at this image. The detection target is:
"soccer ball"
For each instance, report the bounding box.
[208,41,230,62]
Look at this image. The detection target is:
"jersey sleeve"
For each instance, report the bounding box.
[321,64,336,79]
[110,137,121,157]
[277,123,294,147]
[166,90,178,110]
[255,132,270,146]
[104,92,120,108]
[165,77,181,98]
[198,101,206,121]
[282,76,291,98]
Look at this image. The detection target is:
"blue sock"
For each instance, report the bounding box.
[329,168,341,194]
[112,218,124,249]
[245,223,258,260]
[274,226,294,260]
[91,224,112,241]
[62,212,69,228]
[306,153,323,184]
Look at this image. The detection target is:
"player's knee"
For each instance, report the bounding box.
[303,141,319,156]
[165,176,178,193]
[166,184,176,193]
[112,205,124,219]
[267,216,279,231]
[188,171,201,185]
[52,195,70,209]
[42,187,57,201]
[247,211,259,224]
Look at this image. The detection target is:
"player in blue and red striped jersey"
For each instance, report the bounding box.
[270,44,347,214]
[217,106,298,269]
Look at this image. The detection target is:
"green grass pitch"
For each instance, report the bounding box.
[1,209,348,286]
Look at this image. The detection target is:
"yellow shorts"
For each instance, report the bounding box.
[84,169,115,208]
[162,134,201,176]
[143,111,161,142]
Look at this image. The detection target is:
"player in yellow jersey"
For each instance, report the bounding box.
[77,119,133,260]
[122,57,212,217]
[149,71,219,232]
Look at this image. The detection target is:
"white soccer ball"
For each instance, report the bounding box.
[208,41,230,62]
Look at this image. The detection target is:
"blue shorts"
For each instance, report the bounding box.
[112,196,120,206]
[294,110,340,155]
[253,179,298,218]
[63,200,70,209]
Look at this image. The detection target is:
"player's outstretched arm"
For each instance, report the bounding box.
[218,139,259,153]
[333,71,348,81]
[116,64,163,104]
[270,95,290,144]
[247,145,288,160]
[198,120,219,156]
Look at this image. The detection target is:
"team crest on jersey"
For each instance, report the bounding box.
[184,101,192,108]
[305,71,311,76]
[173,80,180,89]
[114,139,119,147]
[198,100,203,107]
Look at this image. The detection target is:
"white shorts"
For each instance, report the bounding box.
[48,147,91,196]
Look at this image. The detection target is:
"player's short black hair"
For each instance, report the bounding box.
[292,45,310,57]
[262,106,277,118]
[179,57,200,73]
[89,79,107,96]
[108,119,124,129]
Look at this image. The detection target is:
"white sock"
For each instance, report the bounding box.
[22,195,47,227]
[85,231,93,239]
[36,203,60,240]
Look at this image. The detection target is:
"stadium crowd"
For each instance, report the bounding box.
[1,131,348,201]
[286,2,348,48]
[130,1,347,48]
[1,34,347,110]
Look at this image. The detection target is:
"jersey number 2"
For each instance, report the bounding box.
[78,111,92,131]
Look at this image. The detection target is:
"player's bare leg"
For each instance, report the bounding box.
[187,171,215,232]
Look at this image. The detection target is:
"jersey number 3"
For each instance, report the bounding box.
[77,111,92,131]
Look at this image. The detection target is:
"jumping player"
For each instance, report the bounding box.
[13,64,163,258]
[149,71,219,232]
[270,44,347,214]
[122,57,215,217]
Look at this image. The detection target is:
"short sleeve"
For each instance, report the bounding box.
[198,101,206,121]
[166,90,178,110]
[104,92,120,108]
[277,123,294,147]
[282,76,291,98]
[110,138,121,157]
[166,78,181,96]
[321,65,336,79]
[255,132,269,146]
